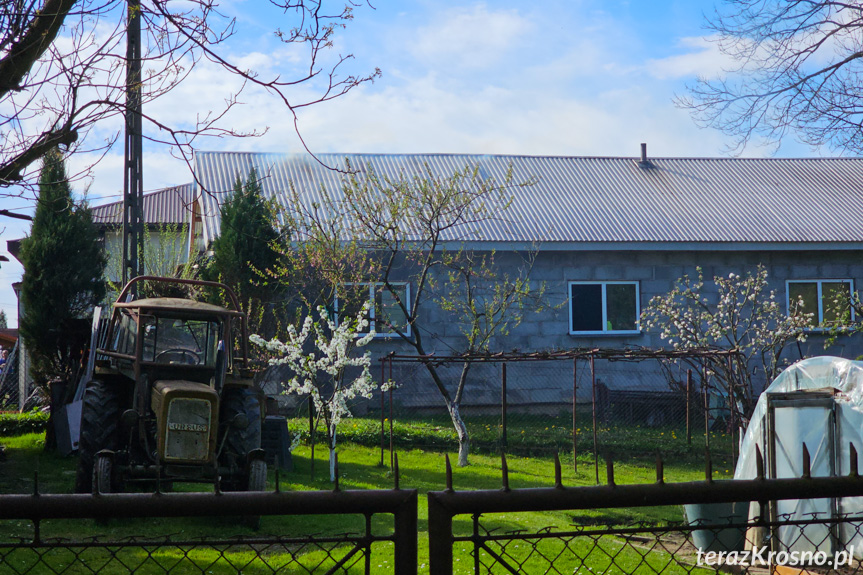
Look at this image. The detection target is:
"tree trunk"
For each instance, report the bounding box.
[328,426,337,482]
[447,402,470,466]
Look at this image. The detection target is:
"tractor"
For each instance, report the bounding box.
[75,276,266,495]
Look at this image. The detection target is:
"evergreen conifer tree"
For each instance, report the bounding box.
[205,168,281,312]
[19,148,106,389]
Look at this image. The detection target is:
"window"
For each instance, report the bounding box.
[787,279,854,328]
[336,283,410,337]
[142,316,221,366]
[569,281,639,335]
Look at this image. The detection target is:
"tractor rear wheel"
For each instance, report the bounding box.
[75,380,122,493]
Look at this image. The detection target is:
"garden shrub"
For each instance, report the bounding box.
[0,411,49,437]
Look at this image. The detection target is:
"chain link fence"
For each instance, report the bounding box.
[0,341,21,411]
[427,446,863,574]
[459,514,863,575]
[0,487,418,574]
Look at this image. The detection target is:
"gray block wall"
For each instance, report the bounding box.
[355,248,863,411]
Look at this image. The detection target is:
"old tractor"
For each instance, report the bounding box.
[75,276,266,495]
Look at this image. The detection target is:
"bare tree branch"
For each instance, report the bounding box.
[0,0,379,201]
[678,1,863,154]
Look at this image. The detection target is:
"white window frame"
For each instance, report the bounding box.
[568,281,640,336]
[786,279,855,329]
[335,282,412,338]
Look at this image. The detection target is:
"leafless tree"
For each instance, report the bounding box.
[0,1,379,202]
[678,1,863,154]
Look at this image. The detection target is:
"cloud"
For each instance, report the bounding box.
[646,35,734,80]
[409,4,534,69]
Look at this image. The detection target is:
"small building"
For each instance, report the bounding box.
[183,149,863,409]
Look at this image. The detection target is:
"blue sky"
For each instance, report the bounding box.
[0,0,843,328]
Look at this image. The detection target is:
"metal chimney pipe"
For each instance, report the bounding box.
[640,143,647,163]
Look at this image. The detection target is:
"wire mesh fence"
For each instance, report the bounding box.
[357,349,745,472]
[427,445,863,574]
[0,484,418,575]
[0,532,389,574]
[0,341,20,411]
[458,514,863,575]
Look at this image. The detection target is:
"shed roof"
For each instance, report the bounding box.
[192,152,863,248]
[92,184,194,227]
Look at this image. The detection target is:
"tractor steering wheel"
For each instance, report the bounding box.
[155,348,202,365]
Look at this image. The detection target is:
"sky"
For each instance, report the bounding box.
[0,0,845,328]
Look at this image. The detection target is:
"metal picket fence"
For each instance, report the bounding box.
[0,461,418,575]
[427,446,863,574]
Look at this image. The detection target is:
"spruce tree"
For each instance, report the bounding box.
[205,168,281,311]
[19,148,106,389]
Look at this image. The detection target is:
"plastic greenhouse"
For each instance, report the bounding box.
[735,356,863,556]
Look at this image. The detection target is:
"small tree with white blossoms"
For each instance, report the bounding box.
[641,266,813,417]
[251,304,376,482]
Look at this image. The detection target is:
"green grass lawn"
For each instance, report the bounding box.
[0,427,732,574]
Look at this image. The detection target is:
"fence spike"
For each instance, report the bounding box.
[394,453,400,490]
[851,443,859,478]
[501,452,510,492]
[155,461,162,495]
[554,452,563,489]
[445,454,453,492]
[606,453,615,487]
[33,470,39,497]
[755,445,764,480]
[705,449,713,483]
[802,443,811,479]
[334,453,340,492]
[655,453,664,484]
[275,455,281,493]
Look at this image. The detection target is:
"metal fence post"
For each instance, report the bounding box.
[501,363,507,452]
[393,489,418,575]
[572,358,577,473]
[380,358,386,467]
[591,354,598,485]
[427,492,454,575]
[686,369,692,446]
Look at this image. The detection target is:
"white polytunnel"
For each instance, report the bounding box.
[734,356,863,556]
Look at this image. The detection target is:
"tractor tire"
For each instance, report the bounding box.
[220,387,262,468]
[75,380,122,493]
[247,459,267,492]
[243,459,267,529]
[93,454,114,494]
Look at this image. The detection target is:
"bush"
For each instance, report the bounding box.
[0,411,49,437]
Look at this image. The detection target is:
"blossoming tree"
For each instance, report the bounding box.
[251,304,375,482]
[641,266,813,416]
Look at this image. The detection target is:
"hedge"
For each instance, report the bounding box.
[0,411,49,437]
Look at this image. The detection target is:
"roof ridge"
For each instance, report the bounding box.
[193,150,860,162]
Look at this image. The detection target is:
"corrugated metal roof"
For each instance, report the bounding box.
[92,183,195,226]
[193,152,863,246]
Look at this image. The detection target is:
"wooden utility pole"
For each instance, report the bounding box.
[122,0,144,291]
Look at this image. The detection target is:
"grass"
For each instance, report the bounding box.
[287,411,738,469]
[0,426,734,574]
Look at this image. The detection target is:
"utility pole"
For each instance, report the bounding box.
[122,0,144,292]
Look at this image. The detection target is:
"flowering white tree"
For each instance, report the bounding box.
[641,266,813,414]
[251,304,376,482]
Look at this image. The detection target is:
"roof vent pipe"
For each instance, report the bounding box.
[640,143,647,163]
